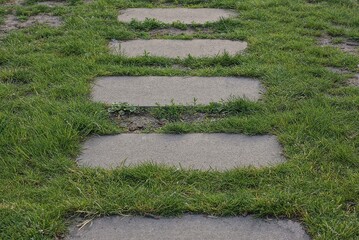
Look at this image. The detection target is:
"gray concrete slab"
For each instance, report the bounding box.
[109,39,247,58]
[77,134,285,170]
[92,76,263,105]
[117,8,237,24]
[67,215,310,240]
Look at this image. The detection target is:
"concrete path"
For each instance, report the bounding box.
[92,76,263,105]
[109,39,247,58]
[118,8,237,24]
[67,215,310,240]
[71,4,310,240]
[77,134,284,170]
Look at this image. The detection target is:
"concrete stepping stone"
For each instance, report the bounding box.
[118,8,237,24]
[109,39,247,58]
[67,215,310,240]
[92,76,263,106]
[77,134,284,170]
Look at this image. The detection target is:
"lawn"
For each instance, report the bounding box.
[0,0,358,239]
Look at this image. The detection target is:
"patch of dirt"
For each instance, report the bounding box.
[181,112,208,122]
[0,14,62,36]
[149,27,213,37]
[326,67,351,74]
[2,0,24,6]
[112,112,220,132]
[326,67,359,87]
[36,1,66,7]
[113,113,166,132]
[348,74,359,87]
[318,35,359,54]
[171,64,191,71]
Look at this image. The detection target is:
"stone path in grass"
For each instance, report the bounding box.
[71,7,311,240]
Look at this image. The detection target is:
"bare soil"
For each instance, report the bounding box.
[36,1,66,7]
[318,35,359,54]
[348,74,359,87]
[2,0,24,6]
[111,112,220,132]
[326,67,359,87]
[326,67,351,74]
[0,14,62,36]
[114,113,166,133]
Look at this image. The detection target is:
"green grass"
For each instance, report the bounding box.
[0,0,358,239]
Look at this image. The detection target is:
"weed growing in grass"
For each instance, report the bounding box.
[108,102,139,115]
[0,0,358,239]
[204,98,262,115]
[149,98,261,122]
[150,102,188,121]
[128,18,165,31]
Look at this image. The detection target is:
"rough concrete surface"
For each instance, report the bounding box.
[92,76,263,105]
[67,215,310,240]
[109,39,247,58]
[77,134,285,170]
[149,27,213,36]
[117,8,237,24]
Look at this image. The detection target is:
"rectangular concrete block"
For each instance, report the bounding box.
[67,215,310,240]
[77,134,285,170]
[118,8,237,24]
[109,39,247,58]
[92,76,263,106]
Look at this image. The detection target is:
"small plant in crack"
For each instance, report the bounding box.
[150,101,189,122]
[205,98,261,115]
[108,102,139,115]
[128,18,165,31]
[171,21,188,30]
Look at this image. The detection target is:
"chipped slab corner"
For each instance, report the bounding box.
[108,39,247,58]
[77,134,285,170]
[117,8,238,24]
[66,215,310,240]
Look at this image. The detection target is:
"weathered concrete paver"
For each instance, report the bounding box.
[92,76,263,105]
[67,215,310,240]
[77,134,284,170]
[118,8,237,24]
[109,39,247,58]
